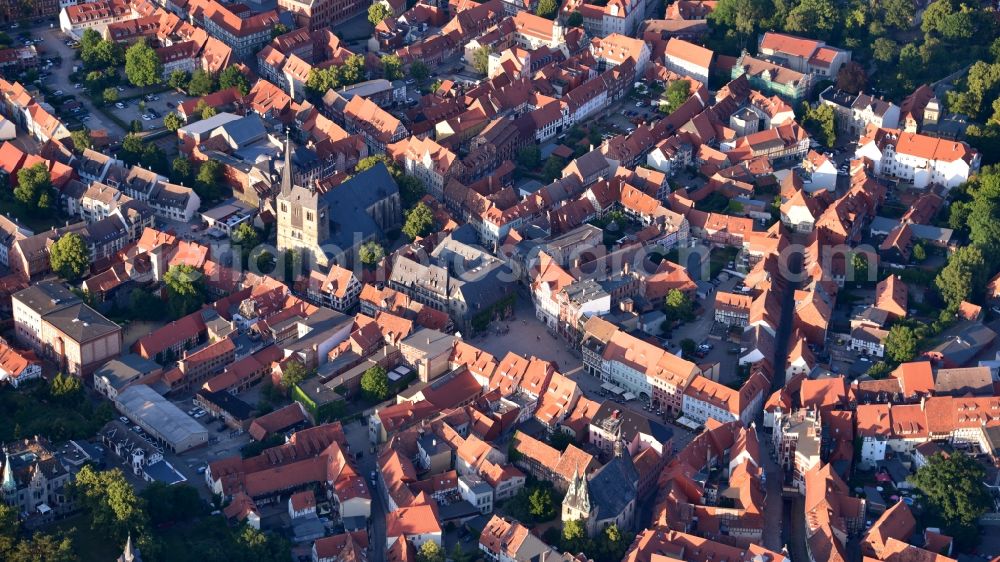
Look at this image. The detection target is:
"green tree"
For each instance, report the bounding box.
[548,430,575,451]
[883,0,913,28]
[910,452,991,548]
[14,162,53,212]
[102,87,118,105]
[124,38,162,89]
[270,22,289,39]
[281,360,310,390]
[187,69,215,96]
[660,79,691,114]
[5,533,76,562]
[128,288,167,321]
[368,2,392,25]
[360,365,390,401]
[409,60,430,82]
[680,338,697,357]
[49,233,90,281]
[163,264,205,318]
[417,540,444,562]
[306,66,341,94]
[872,38,900,63]
[562,519,588,552]
[784,0,840,39]
[201,105,217,120]
[49,372,83,400]
[195,159,223,202]
[71,466,147,543]
[800,103,837,147]
[70,129,92,152]
[885,324,920,363]
[567,10,583,26]
[912,243,927,261]
[0,502,18,555]
[382,54,404,80]
[664,289,694,323]
[709,0,770,39]
[403,202,435,240]
[542,155,564,181]
[218,66,249,95]
[163,112,184,132]
[535,0,558,18]
[935,245,987,309]
[359,240,385,268]
[140,483,204,526]
[168,69,189,90]
[472,45,491,75]
[516,145,541,168]
[121,133,144,165]
[340,54,367,86]
[528,488,555,520]
[231,222,261,268]
[171,156,193,184]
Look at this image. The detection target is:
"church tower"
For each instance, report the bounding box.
[275,136,331,268]
[117,534,141,562]
[561,465,593,532]
[2,450,15,497]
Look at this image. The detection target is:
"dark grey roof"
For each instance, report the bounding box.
[588,454,638,521]
[13,281,80,316]
[43,302,120,342]
[197,390,255,421]
[218,115,267,148]
[322,162,399,250]
[94,354,160,389]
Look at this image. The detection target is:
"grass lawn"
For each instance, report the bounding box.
[49,515,121,561]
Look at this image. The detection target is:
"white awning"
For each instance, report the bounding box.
[622,392,636,401]
[675,416,702,430]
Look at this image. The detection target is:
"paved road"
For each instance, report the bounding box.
[344,417,387,562]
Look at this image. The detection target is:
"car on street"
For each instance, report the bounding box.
[53,89,63,96]
[119,416,128,423]
[142,114,152,121]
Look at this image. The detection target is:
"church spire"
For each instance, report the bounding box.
[118,533,141,562]
[1,449,15,494]
[280,133,293,194]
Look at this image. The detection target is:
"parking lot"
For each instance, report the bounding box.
[107,89,186,133]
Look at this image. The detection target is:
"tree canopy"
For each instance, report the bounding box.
[885,324,920,363]
[218,66,249,95]
[14,162,53,213]
[472,45,491,75]
[163,264,205,318]
[360,365,390,401]
[403,202,435,240]
[124,39,163,89]
[910,452,992,548]
[535,0,558,18]
[281,360,310,390]
[49,233,90,281]
[368,2,392,26]
[359,241,385,268]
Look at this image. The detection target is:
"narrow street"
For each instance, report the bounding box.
[343,417,387,562]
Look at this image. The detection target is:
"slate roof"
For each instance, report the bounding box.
[588,453,638,521]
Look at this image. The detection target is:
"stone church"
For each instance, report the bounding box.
[276,139,401,269]
[561,438,639,538]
